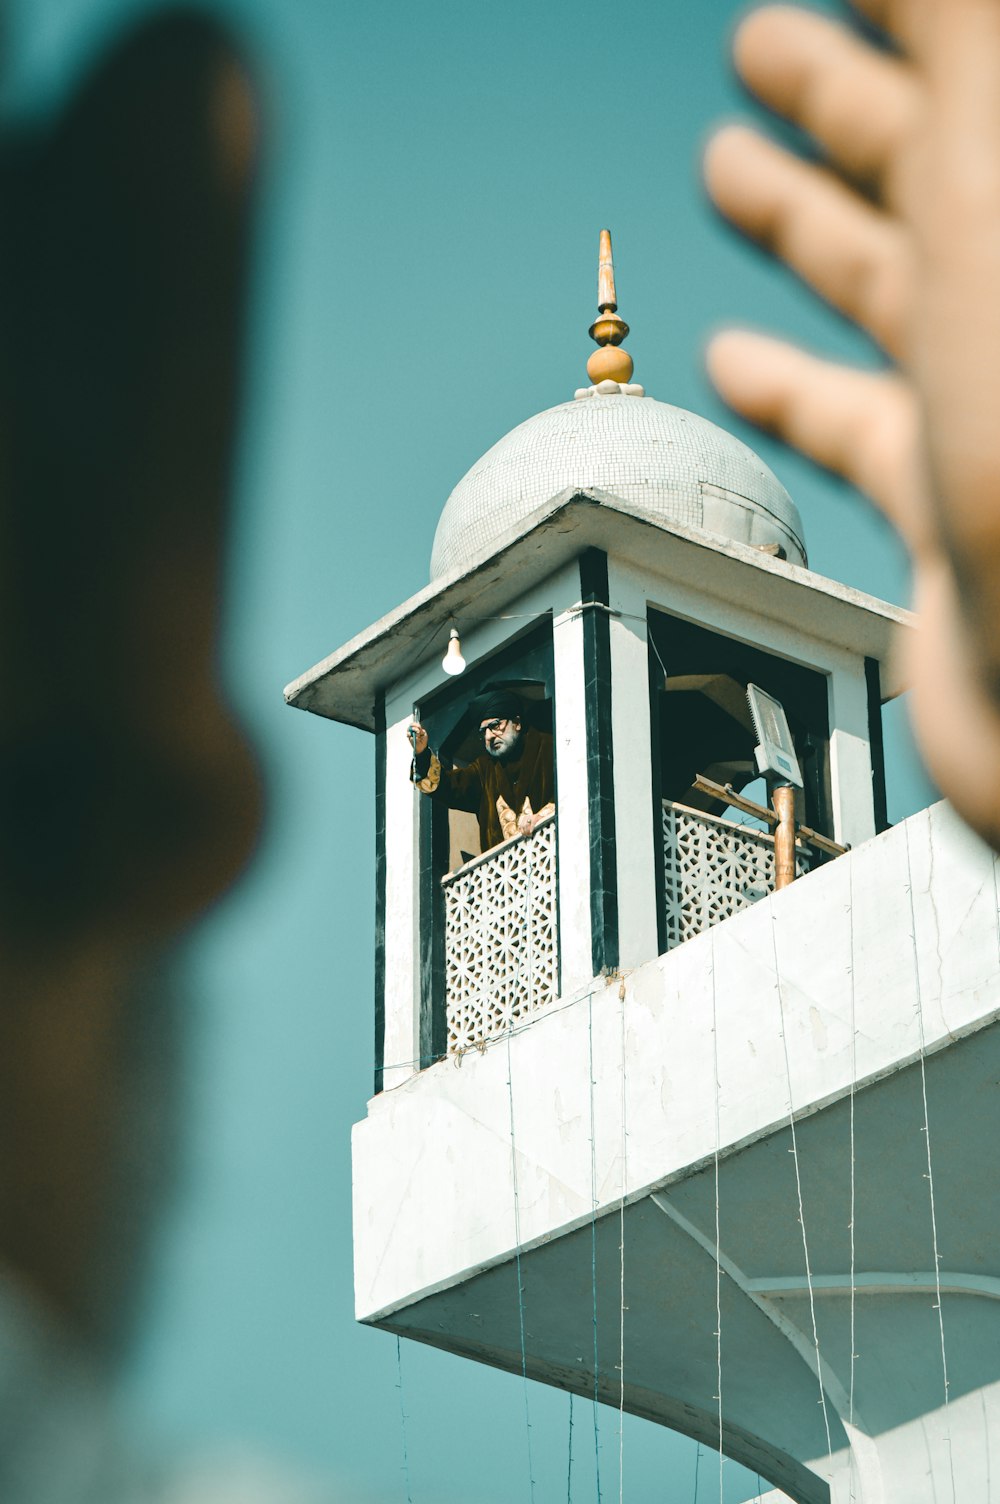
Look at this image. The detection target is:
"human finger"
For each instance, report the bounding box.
[904,553,1000,854]
[849,0,953,62]
[732,5,919,192]
[705,329,922,541]
[704,125,912,356]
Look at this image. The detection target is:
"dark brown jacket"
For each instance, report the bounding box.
[412,726,555,851]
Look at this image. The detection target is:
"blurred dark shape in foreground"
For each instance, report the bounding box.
[0,0,264,1461]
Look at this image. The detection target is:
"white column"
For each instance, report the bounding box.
[553,602,594,995]
[827,662,876,847]
[381,706,421,1089]
[607,560,659,969]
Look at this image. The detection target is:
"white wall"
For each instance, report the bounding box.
[607,558,660,967]
[356,801,999,1319]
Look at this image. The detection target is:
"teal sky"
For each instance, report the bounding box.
[6,0,934,1500]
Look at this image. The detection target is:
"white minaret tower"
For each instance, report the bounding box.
[286,235,1000,1504]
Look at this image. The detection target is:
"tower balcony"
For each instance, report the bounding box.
[286,485,915,1503]
[661,798,812,947]
[442,802,820,1062]
[352,801,1000,1504]
[443,814,558,1055]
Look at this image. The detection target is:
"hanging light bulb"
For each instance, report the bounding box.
[441,626,466,676]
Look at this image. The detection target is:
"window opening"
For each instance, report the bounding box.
[415,619,557,1060]
[435,681,554,871]
[649,609,831,831]
[649,609,832,953]
[724,774,770,834]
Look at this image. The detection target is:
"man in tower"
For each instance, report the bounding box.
[409,689,555,853]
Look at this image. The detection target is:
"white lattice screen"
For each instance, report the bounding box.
[442,815,558,1054]
[662,799,809,948]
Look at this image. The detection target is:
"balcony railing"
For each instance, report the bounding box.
[442,814,558,1055]
[662,798,810,949]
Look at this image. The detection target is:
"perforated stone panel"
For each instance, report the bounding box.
[430,395,806,577]
[662,800,810,947]
[443,817,558,1054]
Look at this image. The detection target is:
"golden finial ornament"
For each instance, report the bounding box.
[586,229,634,385]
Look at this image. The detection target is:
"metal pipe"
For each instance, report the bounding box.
[772,784,797,890]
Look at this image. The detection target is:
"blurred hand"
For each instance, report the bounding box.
[409,722,428,755]
[703,0,1000,850]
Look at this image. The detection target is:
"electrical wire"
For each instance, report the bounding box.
[711,936,724,1503]
[618,978,627,1504]
[506,1027,536,1503]
[904,823,956,1504]
[769,905,835,1468]
[566,1393,574,1504]
[847,864,858,1503]
[504,843,538,1503]
[395,1335,413,1504]
[588,989,604,1503]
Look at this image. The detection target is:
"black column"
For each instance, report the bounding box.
[864,656,890,833]
[579,548,619,973]
[417,747,449,1068]
[647,621,667,955]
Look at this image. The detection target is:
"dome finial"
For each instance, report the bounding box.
[596,227,620,315]
[587,229,634,385]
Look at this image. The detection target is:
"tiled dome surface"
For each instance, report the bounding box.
[430,394,806,577]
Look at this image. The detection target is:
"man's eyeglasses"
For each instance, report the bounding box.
[480,718,508,740]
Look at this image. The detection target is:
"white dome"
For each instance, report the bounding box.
[430,394,806,578]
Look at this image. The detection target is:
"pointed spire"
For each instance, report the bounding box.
[596,227,620,314]
[586,229,634,385]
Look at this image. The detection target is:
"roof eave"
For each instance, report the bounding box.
[284,488,913,734]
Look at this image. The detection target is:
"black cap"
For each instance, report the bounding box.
[470,686,525,723]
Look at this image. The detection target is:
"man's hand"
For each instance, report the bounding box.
[408,722,428,756]
[703,0,1000,850]
[517,800,554,837]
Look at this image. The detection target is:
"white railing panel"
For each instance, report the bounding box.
[662,799,810,948]
[443,816,558,1054]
